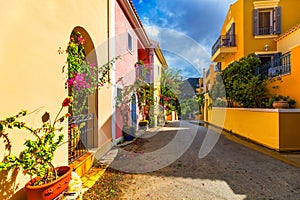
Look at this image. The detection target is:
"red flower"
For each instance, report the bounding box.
[62,97,73,107]
[65,113,71,117]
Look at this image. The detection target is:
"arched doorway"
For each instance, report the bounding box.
[67,27,98,163]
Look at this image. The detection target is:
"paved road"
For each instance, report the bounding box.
[110,121,300,200]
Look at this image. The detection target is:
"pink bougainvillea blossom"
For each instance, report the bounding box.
[77,36,85,45]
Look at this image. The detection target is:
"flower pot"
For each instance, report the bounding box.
[122,126,136,141]
[272,101,289,109]
[124,134,134,141]
[25,166,72,200]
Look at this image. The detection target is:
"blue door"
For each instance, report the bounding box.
[131,93,137,126]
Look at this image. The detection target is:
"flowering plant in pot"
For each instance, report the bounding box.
[0,97,73,200]
[138,120,149,131]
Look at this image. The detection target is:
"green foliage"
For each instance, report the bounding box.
[0,98,72,186]
[195,93,205,114]
[266,94,296,108]
[209,73,226,107]
[65,31,117,116]
[116,62,155,122]
[179,98,199,119]
[160,68,182,116]
[219,53,269,108]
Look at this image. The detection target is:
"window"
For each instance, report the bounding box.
[128,32,133,51]
[253,7,281,36]
[117,88,122,98]
[214,62,221,72]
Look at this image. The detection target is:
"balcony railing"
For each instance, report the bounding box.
[68,114,94,164]
[256,53,291,79]
[211,34,236,56]
[259,26,274,35]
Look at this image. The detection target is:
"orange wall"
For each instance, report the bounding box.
[267,45,300,108]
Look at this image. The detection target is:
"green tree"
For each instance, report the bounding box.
[209,73,226,107]
[220,53,267,108]
[195,93,205,114]
[160,68,182,114]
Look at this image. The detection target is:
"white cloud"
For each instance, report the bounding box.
[145,26,160,39]
[144,27,210,77]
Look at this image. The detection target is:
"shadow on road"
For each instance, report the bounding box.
[113,121,300,199]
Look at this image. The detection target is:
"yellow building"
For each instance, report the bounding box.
[206,0,300,151]
[0,1,113,199]
[209,0,300,108]
[267,24,300,107]
[149,41,168,126]
[212,0,300,65]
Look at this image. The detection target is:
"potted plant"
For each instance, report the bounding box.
[0,97,73,200]
[138,120,149,131]
[122,125,136,141]
[269,95,295,109]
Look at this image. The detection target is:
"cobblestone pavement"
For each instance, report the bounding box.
[110,121,300,200]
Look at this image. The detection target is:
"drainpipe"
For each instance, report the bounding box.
[109,0,117,145]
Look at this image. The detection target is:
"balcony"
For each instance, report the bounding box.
[211,34,237,62]
[256,52,291,79]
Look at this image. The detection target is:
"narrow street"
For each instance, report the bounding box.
[108,121,300,200]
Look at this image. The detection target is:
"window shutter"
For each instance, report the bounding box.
[273,52,282,67]
[253,9,259,36]
[230,23,235,46]
[275,6,282,34]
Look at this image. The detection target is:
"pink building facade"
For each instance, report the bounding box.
[114,0,151,143]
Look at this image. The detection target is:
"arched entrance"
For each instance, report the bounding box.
[67,27,98,163]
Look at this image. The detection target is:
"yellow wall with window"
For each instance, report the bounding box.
[217,0,300,70]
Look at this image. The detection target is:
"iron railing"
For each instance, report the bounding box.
[256,53,291,79]
[211,34,236,56]
[259,26,273,35]
[68,114,94,164]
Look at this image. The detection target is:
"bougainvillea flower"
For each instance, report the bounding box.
[67,78,75,87]
[74,73,87,90]
[78,36,85,45]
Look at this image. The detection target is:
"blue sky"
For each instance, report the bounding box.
[131,0,237,78]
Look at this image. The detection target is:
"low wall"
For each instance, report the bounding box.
[207,107,300,151]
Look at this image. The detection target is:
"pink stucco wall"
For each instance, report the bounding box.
[115,1,141,139]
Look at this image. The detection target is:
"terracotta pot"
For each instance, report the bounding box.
[25,166,72,200]
[272,101,289,109]
[167,114,172,121]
